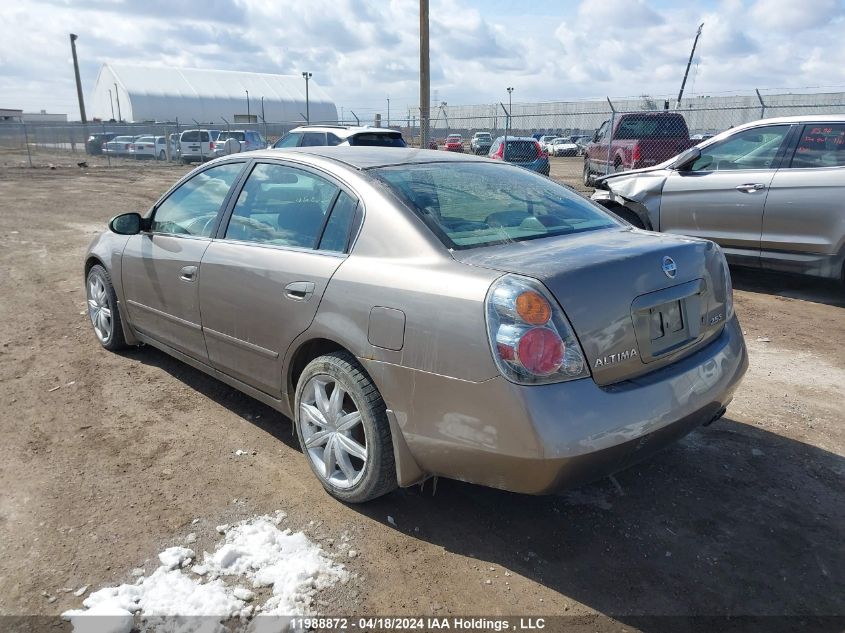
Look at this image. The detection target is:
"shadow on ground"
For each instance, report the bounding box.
[731,266,844,308]
[127,344,844,626]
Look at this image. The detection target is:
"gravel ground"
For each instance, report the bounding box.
[0,154,843,630]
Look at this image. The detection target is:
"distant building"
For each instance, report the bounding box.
[22,110,68,123]
[90,64,338,124]
[0,108,23,123]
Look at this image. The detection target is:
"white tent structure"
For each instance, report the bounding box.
[90,64,337,124]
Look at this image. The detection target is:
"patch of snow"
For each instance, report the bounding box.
[73,585,89,597]
[157,547,194,570]
[62,515,347,631]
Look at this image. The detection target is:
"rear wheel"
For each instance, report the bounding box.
[158,150,165,161]
[611,206,646,229]
[294,351,397,503]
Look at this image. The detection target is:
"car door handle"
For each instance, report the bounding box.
[284,281,315,301]
[179,265,198,282]
[736,183,766,193]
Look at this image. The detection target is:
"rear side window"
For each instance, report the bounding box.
[180,131,209,143]
[300,132,327,147]
[349,132,407,147]
[319,191,358,252]
[224,163,339,248]
[790,124,845,168]
[374,162,616,249]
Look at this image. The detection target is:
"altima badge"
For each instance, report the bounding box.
[594,348,638,368]
[662,256,677,279]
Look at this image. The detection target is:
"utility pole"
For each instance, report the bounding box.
[419,0,430,148]
[108,88,115,120]
[261,96,265,122]
[114,82,122,121]
[506,87,514,160]
[69,34,87,123]
[677,23,704,107]
[387,96,390,127]
[302,72,312,123]
[245,89,250,120]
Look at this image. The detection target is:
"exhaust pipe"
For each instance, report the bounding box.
[702,406,727,427]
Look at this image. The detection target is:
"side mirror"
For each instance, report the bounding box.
[672,146,701,171]
[109,212,143,235]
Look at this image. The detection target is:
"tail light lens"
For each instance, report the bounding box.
[485,274,589,385]
[534,141,543,159]
[632,143,641,164]
[492,143,504,160]
[209,141,215,150]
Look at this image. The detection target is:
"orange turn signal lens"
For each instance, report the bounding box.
[515,290,552,325]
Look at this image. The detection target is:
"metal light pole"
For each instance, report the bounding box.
[245,89,250,120]
[301,72,312,123]
[506,87,514,161]
[114,83,122,121]
[69,34,87,123]
[260,96,265,121]
[387,96,390,128]
[108,88,115,120]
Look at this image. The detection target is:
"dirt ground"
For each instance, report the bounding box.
[0,154,843,630]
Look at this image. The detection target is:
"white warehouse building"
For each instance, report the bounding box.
[90,64,337,124]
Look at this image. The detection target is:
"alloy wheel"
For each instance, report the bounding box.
[87,275,112,343]
[299,375,368,489]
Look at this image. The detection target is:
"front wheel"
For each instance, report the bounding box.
[158,150,166,161]
[294,352,397,503]
[86,265,129,351]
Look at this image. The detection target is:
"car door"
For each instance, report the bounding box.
[761,122,845,275]
[658,124,794,264]
[198,160,361,396]
[121,161,247,360]
[589,121,610,174]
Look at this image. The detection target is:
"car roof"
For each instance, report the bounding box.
[248,146,493,170]
[288,125,401,139]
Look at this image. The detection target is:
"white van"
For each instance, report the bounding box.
[178,129,221,163]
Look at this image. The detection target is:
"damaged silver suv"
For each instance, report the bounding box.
[592,116,845,282]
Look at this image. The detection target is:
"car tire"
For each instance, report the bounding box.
[294,351,397,503]
[158,150,165,161]
[614,158,624,173]
[583,160,593,186]
[612,206,646,229]
[85,264,129,351]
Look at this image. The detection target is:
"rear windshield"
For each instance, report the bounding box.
[502,140,539,162]
[614,115,689,140]
[349,132,407,147]
[372,162,616,249]
[180,131,209,142]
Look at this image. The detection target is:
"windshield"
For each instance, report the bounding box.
[372,162,617,249]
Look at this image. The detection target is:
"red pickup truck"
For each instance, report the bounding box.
[583,112,695,185]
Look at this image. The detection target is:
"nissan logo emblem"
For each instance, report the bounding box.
[662,256,677,279]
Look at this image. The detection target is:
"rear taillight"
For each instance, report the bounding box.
[534,141,544,159]
[485,274,589,385]
[493,143,504,159]
[632,143,641,164]
[209,141,215,150]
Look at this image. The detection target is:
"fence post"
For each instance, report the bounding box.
[755,89,766,119]
[22,123,32,168]
[102,121,111,167]
[605,97,616,177]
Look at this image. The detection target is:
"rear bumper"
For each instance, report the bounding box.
[362,315,747,494]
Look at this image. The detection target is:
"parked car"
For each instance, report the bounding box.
[102,135,138,158]
[538,135,558,152]
[583,112,696,185]
[470,132,493,155]
[179,129,222,164]
[548,137,579,157]
[428,139,438,150]
[444,134,464,152]
[215,130,267,156]
[573,135,592,156]
[84,147,746,503]
[85,133,116,155]
[128,135,170,160]
[488,136,550,175]
[591,115,845,282]
[272,125,406,149]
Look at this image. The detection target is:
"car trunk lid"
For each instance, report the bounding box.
[453,227,730,385]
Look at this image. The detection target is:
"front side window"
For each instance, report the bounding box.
[151,162,244,237]
[373,162,617,249]
[224,163,339,248]
[691,125,790,171]
[790,124,845,168]
[274,133,302,148]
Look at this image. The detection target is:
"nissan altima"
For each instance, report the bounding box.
[84,147,748,503]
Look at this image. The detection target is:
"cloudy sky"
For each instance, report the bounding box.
[2,0,845,120]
